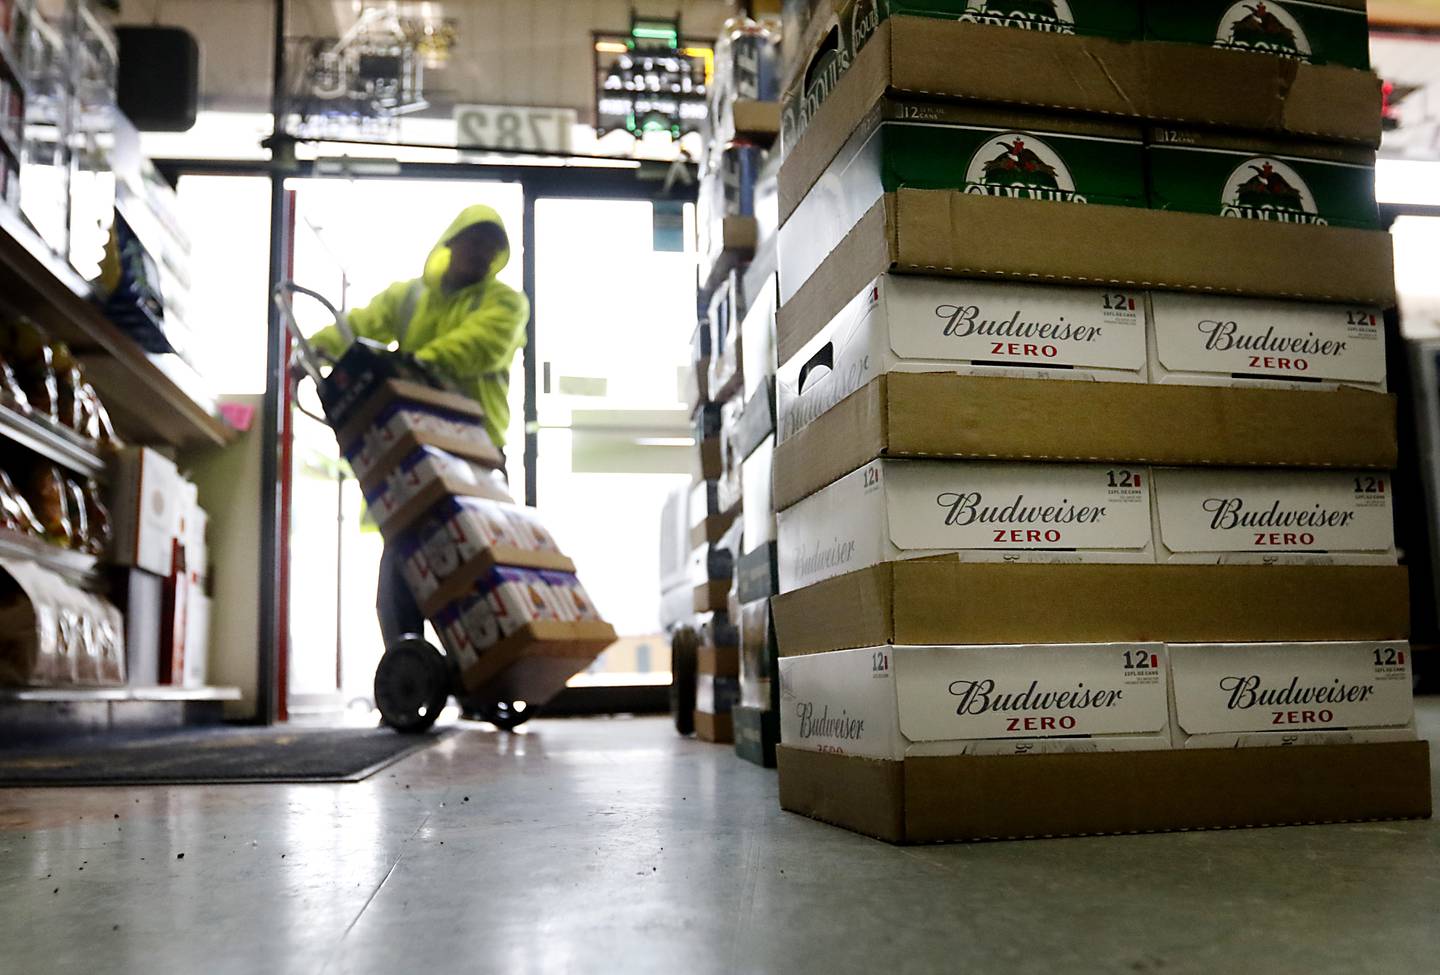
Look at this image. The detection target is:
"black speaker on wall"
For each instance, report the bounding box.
[116,26,200,132]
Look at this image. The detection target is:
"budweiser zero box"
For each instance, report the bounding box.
[1148,291,1386,392]
[1151,468,1396,565]
[779,101,1146,304]
[1143,0,1370,70]
[777,275,1147,443]
[1168,641,1415,748]
[782,0,1143,150]
[777,459,1153,592]
[779,643,1170,759]
[1146,128,1378,230]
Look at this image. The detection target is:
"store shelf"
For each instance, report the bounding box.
[0,205,234,450]
[0,525,100,588]
[0,402,106,477]
[0,685,241,702]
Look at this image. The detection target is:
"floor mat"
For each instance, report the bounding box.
[0,726,450,786]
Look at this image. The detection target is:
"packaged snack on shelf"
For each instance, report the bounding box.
[51,342,81,430]
[80,478,110,556]
[0,351,31,413]
[0,469,43,536]
[63,478,88,551]
[5,319,59,421]
[0,557,124,687]
[27,463,71,546]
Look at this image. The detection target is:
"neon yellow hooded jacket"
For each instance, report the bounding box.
[311,205,528,447]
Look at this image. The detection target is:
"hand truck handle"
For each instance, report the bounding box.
[272,281,355,384]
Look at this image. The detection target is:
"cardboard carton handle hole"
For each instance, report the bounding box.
[802,26,840,99]
[797,342,834,395]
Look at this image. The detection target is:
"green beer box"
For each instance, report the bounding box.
[779,100,1146,305]
[1146,128,1378,230]
[782,0,1142,152]
[1144,0,1370,70]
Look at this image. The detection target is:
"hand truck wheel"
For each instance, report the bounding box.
[670,625,698,736]
[374,636,451,733]
[461,699,534,731]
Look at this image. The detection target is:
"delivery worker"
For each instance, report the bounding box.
[310,204,528,647]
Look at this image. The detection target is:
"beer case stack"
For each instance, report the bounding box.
[340,379,616,711]
[685,12,784,747]
[770,0,1431,843]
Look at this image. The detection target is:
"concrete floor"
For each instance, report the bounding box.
[1,704,1437,975]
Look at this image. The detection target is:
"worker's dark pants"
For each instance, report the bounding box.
[377,545,425,647]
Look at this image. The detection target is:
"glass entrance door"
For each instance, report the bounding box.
[531,197,697,686]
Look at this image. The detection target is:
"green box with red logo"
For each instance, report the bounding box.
[779,99,1146,304]
[1144,0,1370,70]
[1146,127,1378,230]
[782,0,1143,152]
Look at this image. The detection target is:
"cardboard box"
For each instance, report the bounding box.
[779,100,1146,303]
[183,591,211,689]
[777,275,1147,443]
[771,373,1397,512]
[717,398,746,515]
[709,99,783,146]
[692,508,739,548]
[695,709,735,743]
[1147,291,1386,392]
[1146,128,1378,230]
[698,613,740,658]
[741,435,776,551]
[109,446,185,577]
[776,191,1395,371]
[733,379,776,465]
[779,643,1171,759]
[698,216,758,295]
[706,269,747,403]
[369,448,510,538]
[776,739,1432,843]
[343,401,501,490]
[741,270,779,398]
[1144,0,1370,70]
[699,642,743,679]
[733,704,781,767]
[781,16,1380,162]
[454,619,616,707]
[697,672,741,715]
[738,539,780,603]
[333,379,488,455]
[1169,641,1415,748]
[739,596,779,710]
[783,1,1144,150]
[1151,467,1397,565]
[778,459,1154,592]
[772,561,1409,655]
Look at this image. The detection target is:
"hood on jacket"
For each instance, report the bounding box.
[422,204,511,290]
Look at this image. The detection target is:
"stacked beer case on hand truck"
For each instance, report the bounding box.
[280,285,615,733]
[671,11,785,751]
[770,0,1431,842]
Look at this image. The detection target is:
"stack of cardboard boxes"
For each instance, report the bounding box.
[685,11,784,748]
[770,0,1430,842]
